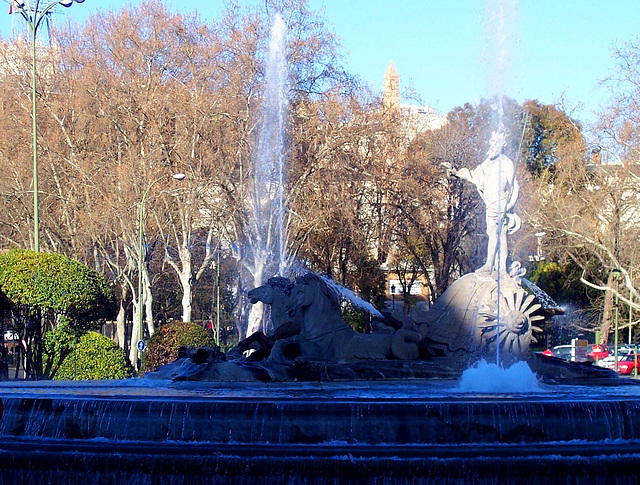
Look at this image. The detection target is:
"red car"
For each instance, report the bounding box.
[587,344,610,361]
[600,352,638,375]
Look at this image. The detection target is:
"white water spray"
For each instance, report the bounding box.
[255,13,289,277]
[458,359,540,393]
[484,0,518,367]
[245,14,290,337]
[320,275,385,320]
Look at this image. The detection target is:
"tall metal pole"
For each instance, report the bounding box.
[630,286,633,345]
[216,242,220,347]
[613,268,622,373]
[30,20,39,251]
[136,173,185,371]
[615,286,619,373]
[11,0,86,251]
[629,265,634,345]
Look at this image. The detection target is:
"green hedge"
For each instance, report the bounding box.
[55,331,133,380]
[141,321,216,374]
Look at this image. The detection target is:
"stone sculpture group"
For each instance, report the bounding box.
[234,131,539,368]
[149,131,619,382]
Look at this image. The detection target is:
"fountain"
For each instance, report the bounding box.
[2,9,640,485]
[1,377,640,483]
[0,252,636,483]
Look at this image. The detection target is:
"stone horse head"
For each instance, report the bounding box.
[293,273,352,341]
[247,276,302,339]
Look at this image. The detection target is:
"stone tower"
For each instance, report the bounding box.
[383,60,399,112]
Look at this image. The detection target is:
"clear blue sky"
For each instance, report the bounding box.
[0,0,637,123]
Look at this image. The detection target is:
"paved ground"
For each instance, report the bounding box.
[5,366,24,380]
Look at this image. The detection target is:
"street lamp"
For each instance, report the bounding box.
[612,268,622,373]
[215,240,221,347]
[390,284,396,308]
[534,231,546,262]
[10,0,86,252]
[136,172,185,370]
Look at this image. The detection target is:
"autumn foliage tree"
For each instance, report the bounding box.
[523,38,640,342]
[0,0,361,348]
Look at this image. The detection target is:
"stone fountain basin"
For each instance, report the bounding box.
[1,378,640,445]
[1,379,640,484]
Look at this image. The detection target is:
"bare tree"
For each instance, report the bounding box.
[523,70,640,341]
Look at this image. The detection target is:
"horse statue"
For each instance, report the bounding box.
[264,273,422,362]
[247,276,302,339]
[232,277,303,359]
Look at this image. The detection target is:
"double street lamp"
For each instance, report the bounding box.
[136,173,185,370]
[10,0,86,251]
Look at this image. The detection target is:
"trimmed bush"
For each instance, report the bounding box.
[55,331,133,380]
[141,321,216,373]
[0,249,116,326]
[43,319,84,379]
[0,249,117,379]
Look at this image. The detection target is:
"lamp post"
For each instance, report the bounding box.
[612,268,622,373]
[136,173,185,370]
[534,231,546,262]
[215,241,220,347]
[390,284,396,309]
[10,0,86,252]
[629,263,634,345]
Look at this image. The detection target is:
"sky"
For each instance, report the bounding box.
[0,0,638,124]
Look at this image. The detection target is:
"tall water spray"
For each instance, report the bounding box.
[484,0,517,124]
[484,0,518,367]
[245,14,290,337]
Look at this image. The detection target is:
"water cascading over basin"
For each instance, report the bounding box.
[1,380,640,484]
[2,4,638,485]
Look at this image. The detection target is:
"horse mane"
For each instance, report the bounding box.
[266,276,295,296]
[298,273,342,314]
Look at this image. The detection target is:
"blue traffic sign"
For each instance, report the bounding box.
[137,340,146,351]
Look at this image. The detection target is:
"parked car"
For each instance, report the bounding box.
[550,345,574,360]
[550,344,591,362]
[597,352,639,375]
[3,331,17,341]
[617,344,636,355]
